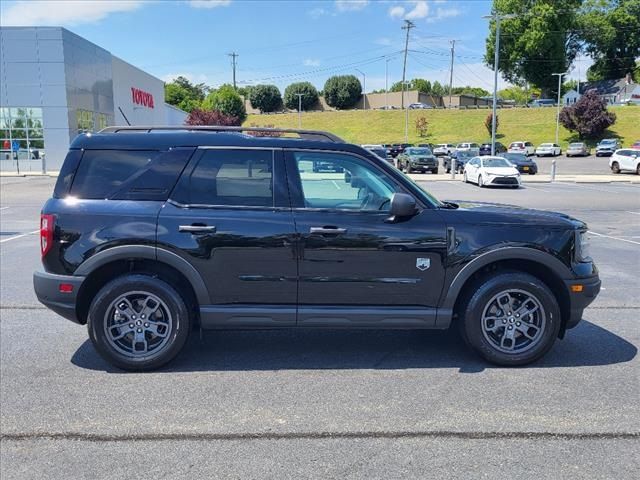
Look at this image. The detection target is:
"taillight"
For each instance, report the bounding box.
[40,214,55,258]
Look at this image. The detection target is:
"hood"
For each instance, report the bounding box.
[443,200,585,229]
[483,167,519,175]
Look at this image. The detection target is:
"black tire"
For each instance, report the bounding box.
[432,168,439,174]
[478,175,484,187]
[459,272,561,366]
[446,168,451,174]
[88,274,192,371]
[611,161,620,174]
[636,164,640,175]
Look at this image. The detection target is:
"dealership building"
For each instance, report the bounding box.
[0,27,187,172]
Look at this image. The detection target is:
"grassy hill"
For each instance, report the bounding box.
[246,106,638,148]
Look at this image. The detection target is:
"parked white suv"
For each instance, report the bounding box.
[535,143,561,157]
[508,141,535,156]
[609,149,640,175]
[456,142,480,156]
[433,143,456,156]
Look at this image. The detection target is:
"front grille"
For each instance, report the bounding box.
[492,177,518,185]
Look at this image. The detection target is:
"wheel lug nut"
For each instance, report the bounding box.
[129,324,134,328]
[508,325,513,330]
[141,314,145,319]
[502,319,507,324]
[144,323,149,328]
[137,328,142,333]
[132,315,136,319]
[516,314,520,317]
[516,322,521,326]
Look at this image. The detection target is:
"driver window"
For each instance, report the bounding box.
[293,151,398,211]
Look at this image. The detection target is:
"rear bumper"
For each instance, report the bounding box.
[563,275,601,330]
[33,270,85,324]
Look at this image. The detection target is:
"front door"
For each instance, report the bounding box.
[157,147,297,327]
[285,150,447,327]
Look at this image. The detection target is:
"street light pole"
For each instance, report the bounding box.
[385,58,391,109]
[552,72,568,145]
[404,80,410,143]
[483,12,516,156]
[356,68,366,110]
[295,93,305,128]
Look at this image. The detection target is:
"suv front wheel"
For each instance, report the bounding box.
[460,272,561,366]
[88,275,191,371]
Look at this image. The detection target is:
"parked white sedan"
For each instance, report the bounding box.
[463,156,522,188]
[535,143,562,157]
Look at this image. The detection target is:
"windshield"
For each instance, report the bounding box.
[569,143,583,147]
[482,157,512,168]
[407,148,431,155]
[540,143,553,147]
[457,151,474,159]
[601,139,616,144]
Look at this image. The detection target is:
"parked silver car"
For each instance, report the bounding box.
[566,142,590,157]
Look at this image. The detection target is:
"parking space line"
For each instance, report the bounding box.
[626,211,640,216]
[0,207,9,211]
[588,230,640,246]
[0,229,39,244]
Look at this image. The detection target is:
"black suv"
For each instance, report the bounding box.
[34,126,600,371]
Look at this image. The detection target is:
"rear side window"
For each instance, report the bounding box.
[187,149,274,207]
[70,150,158,199]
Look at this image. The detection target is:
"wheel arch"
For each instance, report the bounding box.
[74,245,209,324]
[439,247,572,336]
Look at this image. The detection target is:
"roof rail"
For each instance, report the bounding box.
[98,125,344,143]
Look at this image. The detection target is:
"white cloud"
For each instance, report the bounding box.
[389,5,405,19]
[0,0,145,26]
[426,6,461,23]
[405,1,429,20]
[308,7,327,18]
[304,59,321,67]
[335,0,369,12]
[188,0,231,8]
[375,37,393,46]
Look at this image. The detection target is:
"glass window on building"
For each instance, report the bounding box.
[0,107,45,173]
[76,110,112,134]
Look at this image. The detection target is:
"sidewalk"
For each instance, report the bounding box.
[0,171,59,177]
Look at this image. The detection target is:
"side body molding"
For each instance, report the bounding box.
[435,246,574,327]
[74,245,210,305]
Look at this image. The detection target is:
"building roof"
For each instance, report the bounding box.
[577,77,634,95]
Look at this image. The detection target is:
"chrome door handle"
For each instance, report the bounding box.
[309,226,347,235]
[179,225,216,233]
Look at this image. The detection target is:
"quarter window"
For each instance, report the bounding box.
[188,149,274,207]
[293,151,398,211]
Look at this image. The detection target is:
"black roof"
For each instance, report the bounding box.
[70,131,362,153]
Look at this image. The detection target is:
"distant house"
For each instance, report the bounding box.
[562,74,638,105]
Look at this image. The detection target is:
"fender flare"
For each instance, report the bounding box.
[74,245,210,305]
[440,246,573,313]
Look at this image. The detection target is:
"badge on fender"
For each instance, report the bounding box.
[416,258,430,271]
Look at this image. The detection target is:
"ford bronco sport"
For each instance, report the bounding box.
[34,126,601,371]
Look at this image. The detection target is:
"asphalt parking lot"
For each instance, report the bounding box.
[1,176,639,479]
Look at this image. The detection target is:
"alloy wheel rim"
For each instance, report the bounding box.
[480,289,546,354]
[104,291,173,359]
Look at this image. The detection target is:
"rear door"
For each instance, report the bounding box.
[285,149,447,327]
[157,147,297,327]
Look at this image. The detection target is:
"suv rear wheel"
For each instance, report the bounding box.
[459,272,561,366]
[88,274,191,371]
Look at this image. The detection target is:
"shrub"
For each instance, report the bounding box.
[283,82,319,110]
[249,85,282,113]
[185,109,240,126]
[484,113,498,135]
[203,85,247,123]
[559,89,616,138]
[323,75,362,109]
[415,116,428,137]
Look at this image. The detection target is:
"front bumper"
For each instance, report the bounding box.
[596,149,614,156]
[410,163,437,171]
[516,165,537,174]
[33,270,85,324]
[563,275,601,330]
[485,175,521,186]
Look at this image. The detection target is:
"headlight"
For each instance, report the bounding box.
[576,231,591,261]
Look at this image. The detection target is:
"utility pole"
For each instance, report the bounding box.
[552,72,568,145]
[228,52,238,89]
[483,12,516,155]
[295,93,305,128]
[400,19,415,110]
[356,68,366,110]
[448,40,455,108]
[385,58,391,109]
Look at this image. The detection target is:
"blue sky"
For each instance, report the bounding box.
[1,0,591,92]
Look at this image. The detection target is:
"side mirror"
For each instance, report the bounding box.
[386,193,417,222]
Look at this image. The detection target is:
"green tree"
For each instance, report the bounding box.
[452,86,491,97]
[390,78,432,93]
[249,84,282,113]
[164,76,209,113]
[498,84,538,104]
[323,75,362,109]
[431,81,446,96]
[485,0,582,96]
[283,82,319,110]
[203,85,247,123]
[579,0,640,81]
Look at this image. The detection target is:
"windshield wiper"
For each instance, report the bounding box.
[440,201,459,209]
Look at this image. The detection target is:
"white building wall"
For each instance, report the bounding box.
[111,56,166,126]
